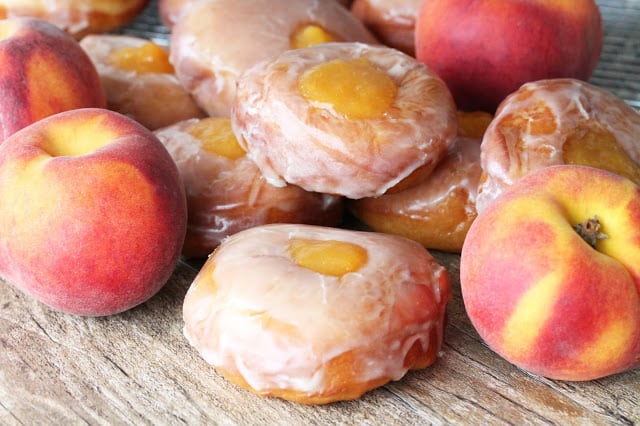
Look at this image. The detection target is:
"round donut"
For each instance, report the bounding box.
[182,223,451,404]
[0,0,149,39]
[351,0,422,56]
[231,41,457,199]
[169,0,378,117]
[157,0,194,28]
[348,110,491,253]
[154,117,344,258]
[159,0,354,28]
[79,34,205,131]
[477,78,640,213]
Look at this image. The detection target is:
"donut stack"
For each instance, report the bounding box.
[153,0,456,404]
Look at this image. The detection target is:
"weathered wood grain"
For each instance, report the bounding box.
[1,252,638,425]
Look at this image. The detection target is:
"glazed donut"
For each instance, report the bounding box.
[0,0,149,39]
[348,110,492,253]
[231,41,457,199]
[154,117,344,258]
[169,0,378,117]
[476,78,640,213]
[351,0,422,56]
[157,0,194,28]
[182,223,451,404]
[80,34,205,131]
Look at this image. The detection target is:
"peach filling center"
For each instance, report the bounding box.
[563,124,640,185]
[290,24,339,49]
[188,117,246,160]
[288,238,368,277]
[298,58,397,119]
[109,42,175,74]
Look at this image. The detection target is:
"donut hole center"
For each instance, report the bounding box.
[109,42,175,74]
[563,124,640,185]
[298,58,397,119]
[288,238,368,277]
[188,117,246,160]
[290,24,340,49]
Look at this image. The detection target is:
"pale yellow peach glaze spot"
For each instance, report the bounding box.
[288,238,368,277]
[297,58,398,119]
[42,115,120,157]
[0,20,16,41]
[290,24,339,49]
[563,125,640,185]
[108,42,175,74]
[188,117,246,160]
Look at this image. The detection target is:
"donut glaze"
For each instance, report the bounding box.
[0,0,149,38]
[80,34,205,130]
[477,78,640,213]
[182,224,450,404]
[169,0,378,117]
[349,135,481,253]
[351,0,422,55]
[348,110,490,252]
[232,42,457,199]
[155,117,344,258]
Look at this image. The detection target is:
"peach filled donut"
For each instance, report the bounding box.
[0,0,149,39]
[476,78,640,213]
[183,223,451,404]
[169,0,378,117]
[351,0,423,56]
[232,42,457,199]
[348,111,492,253]
[154,117,344,258]
[80,34,205,130]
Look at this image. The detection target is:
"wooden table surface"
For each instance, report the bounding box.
[2,1,640,425]
[2,250,639,425]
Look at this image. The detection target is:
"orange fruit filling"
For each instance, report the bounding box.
[298,58,397,119]
[288,238,368,277]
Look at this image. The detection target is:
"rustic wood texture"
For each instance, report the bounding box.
[2,251,639,425]
[2,0,640,424]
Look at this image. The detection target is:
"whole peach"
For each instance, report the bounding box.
[0,17,106,142]
[460,165,640,381]
[415,0,603,112]
[0,108,187,316]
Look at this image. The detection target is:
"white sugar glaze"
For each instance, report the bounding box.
[182,224,450,395]
[169,0,378,117]
[231,42,457,199]
[477,78,640,213]
[154,120,343,257]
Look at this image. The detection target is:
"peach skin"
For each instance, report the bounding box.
[415,0,603,112]
[0,108,187,316]
[0,17,106,143]
[460,165,640,381]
